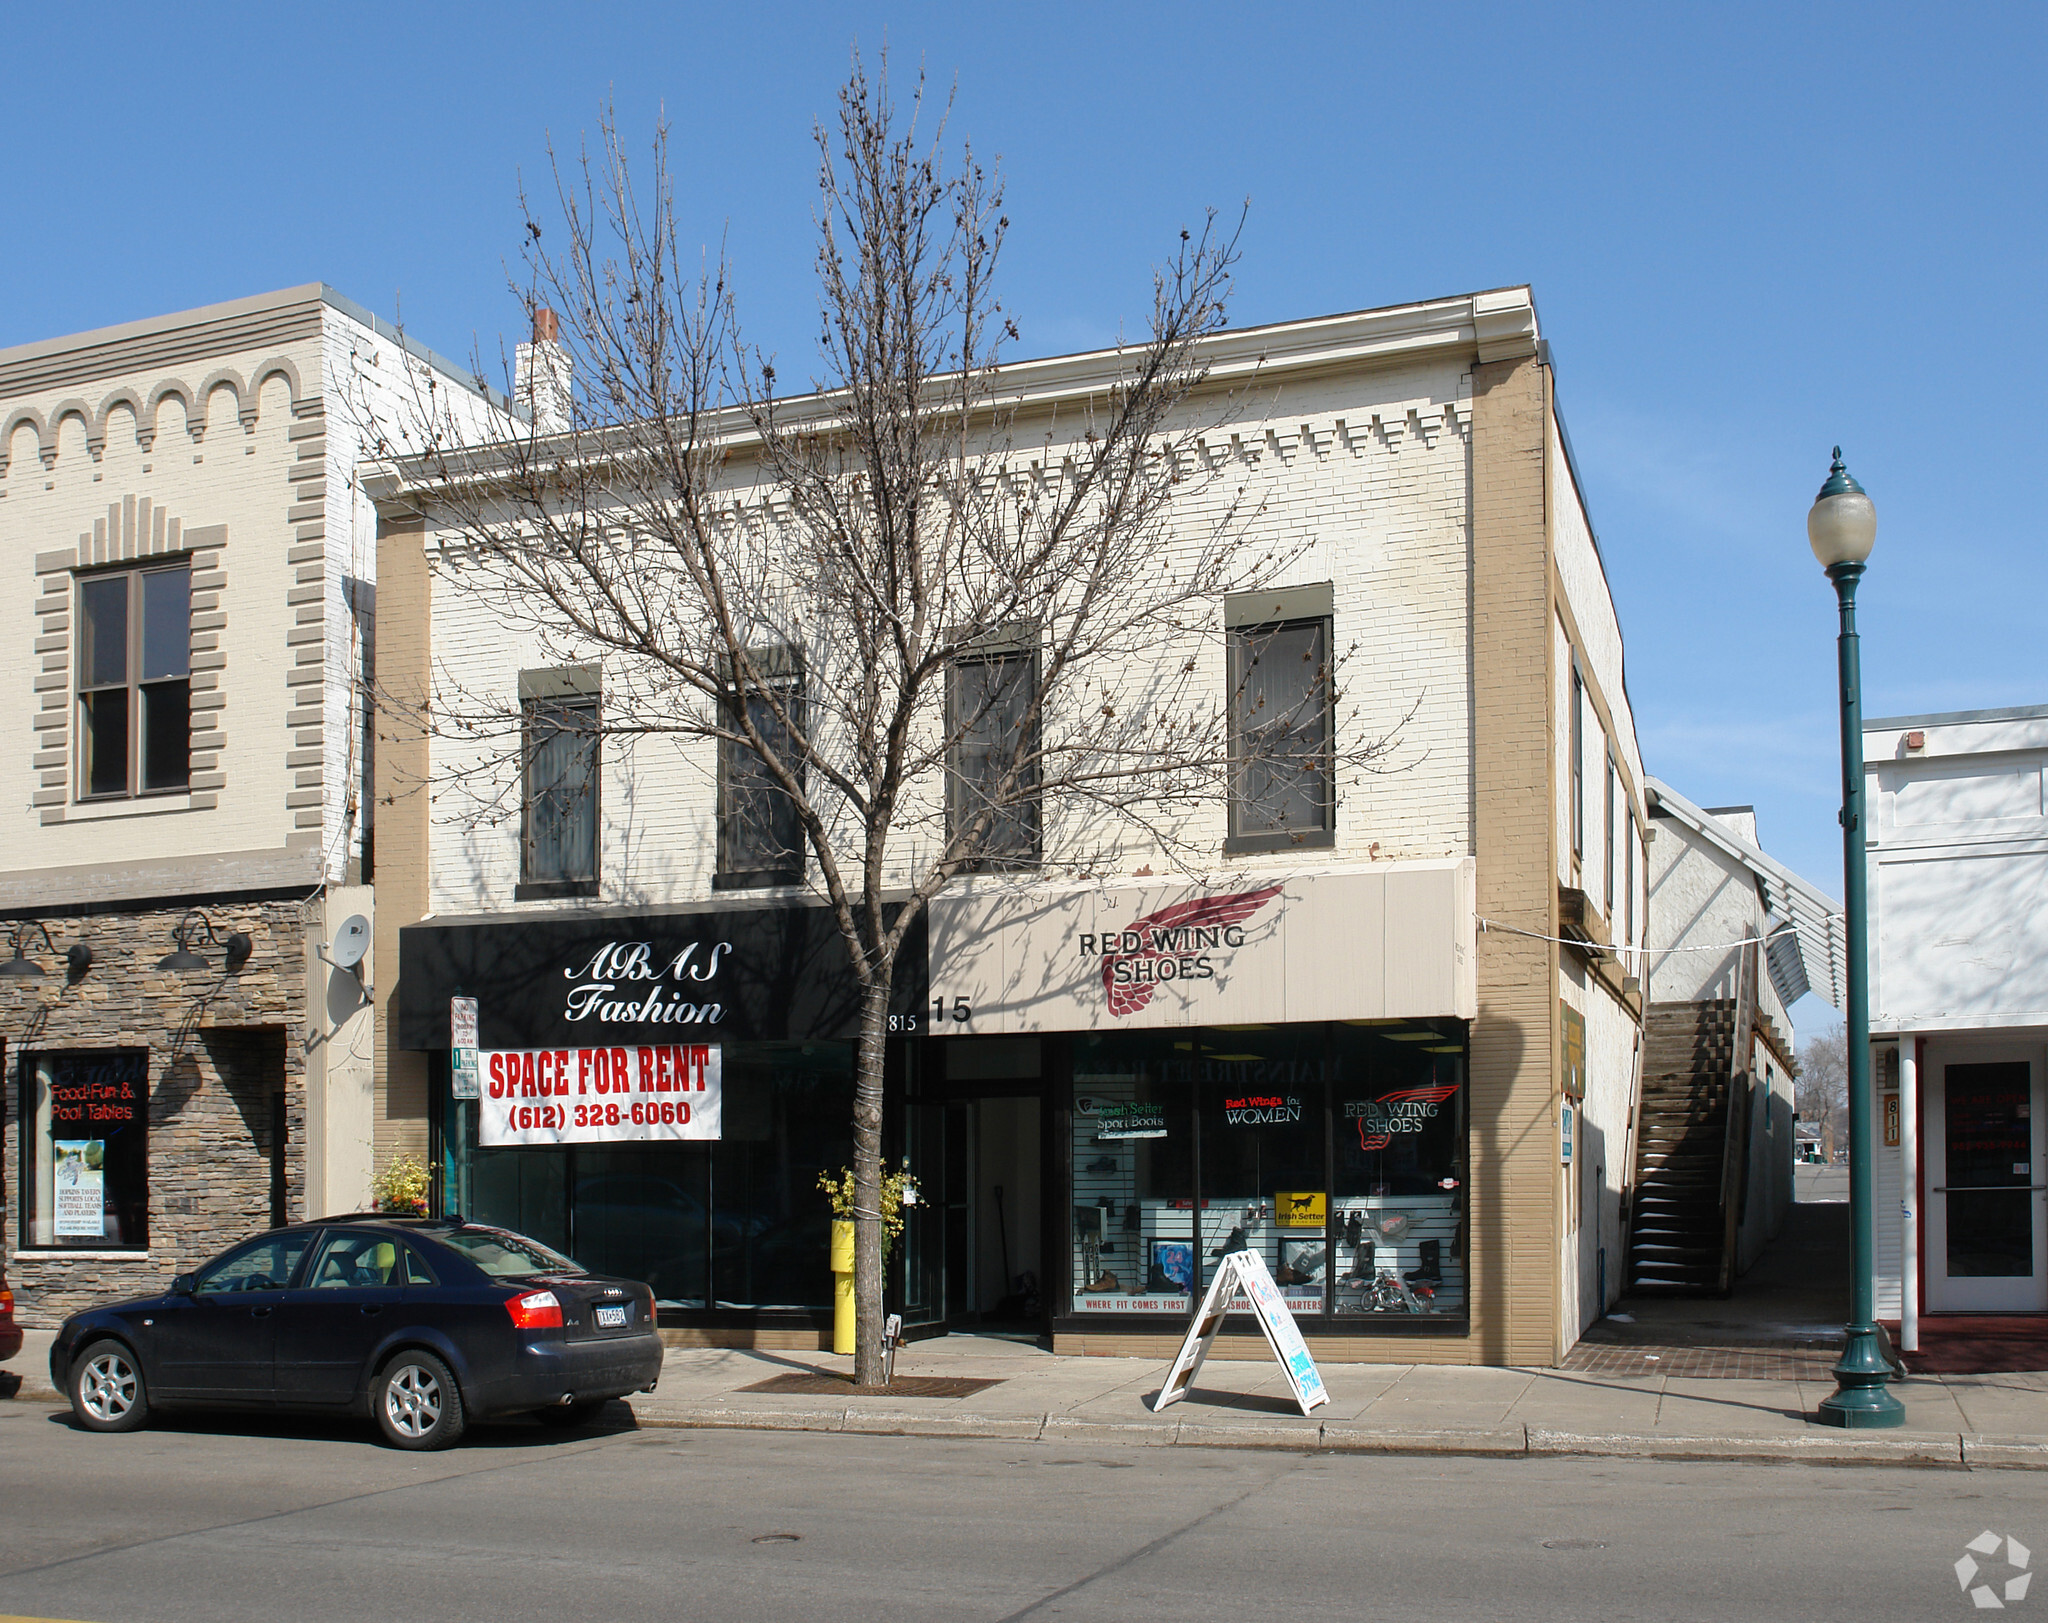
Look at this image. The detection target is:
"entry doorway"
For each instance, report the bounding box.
[900,1038,1046,1333]
[1927,1051,2048,1313]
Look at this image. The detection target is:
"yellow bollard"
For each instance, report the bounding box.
[831,1218,856,1356]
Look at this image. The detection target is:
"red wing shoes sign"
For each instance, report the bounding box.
[926,860,1476,1034]
[1090,886,1283,1017]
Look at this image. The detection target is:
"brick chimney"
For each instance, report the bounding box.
[515,307,573,434]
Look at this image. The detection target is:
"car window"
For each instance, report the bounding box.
[195,1233,311,1295]
[431,1225,584,1279]
[401,1245,438,1287]
[306,1231,404,1290]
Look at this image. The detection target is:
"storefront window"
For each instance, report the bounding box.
[1065,1022,1467,1324]
[19,1050,149,1249]
[1199,1028,1327,1316]
[1331,1021,1466,1317]
[446,1040,853,1314]
[710,1042,853,1309]
[1070,1032,1196,1315]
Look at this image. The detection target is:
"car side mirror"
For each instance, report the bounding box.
[170,1273,196,1296]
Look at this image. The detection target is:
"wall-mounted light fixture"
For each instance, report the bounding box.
[0,920,56,979]
[156,910,254,976]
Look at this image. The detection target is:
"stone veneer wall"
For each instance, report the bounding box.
[1,897,309,1326]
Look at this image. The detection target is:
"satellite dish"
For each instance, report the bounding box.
[329,915,370,969]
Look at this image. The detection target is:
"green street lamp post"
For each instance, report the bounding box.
[1810,447,1906,1429]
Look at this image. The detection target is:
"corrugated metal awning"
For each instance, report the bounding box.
[1645,777,1845,1011]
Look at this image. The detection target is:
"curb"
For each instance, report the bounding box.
[9,1382,2027,1469]
[1527,1427,1964,1468]
[635,1406,1991,1467]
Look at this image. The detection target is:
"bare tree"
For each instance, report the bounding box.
[1797,1021,1846,1158]
[370,56,1411,1383]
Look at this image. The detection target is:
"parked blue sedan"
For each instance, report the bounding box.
[51,1215,662,1449]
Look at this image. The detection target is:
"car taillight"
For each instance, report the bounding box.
[0,1289,12,1316]
[505,1289,563,1329]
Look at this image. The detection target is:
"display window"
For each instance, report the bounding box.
[19,1050,149,1249]
[1065,1022,1466,1324]
[1070,1032,1197,1314]
[445,1039,854,1313]
[1330,1021,1466,1317]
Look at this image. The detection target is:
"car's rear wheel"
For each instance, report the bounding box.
[373,1351,465,1451]
[535,1398,609,1429]
[70,1339,149,1433]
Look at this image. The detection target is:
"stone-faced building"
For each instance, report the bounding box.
[0,286,506,1323]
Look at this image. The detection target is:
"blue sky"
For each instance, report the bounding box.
[6,3,2042,1042]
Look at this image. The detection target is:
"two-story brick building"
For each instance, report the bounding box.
[0,287,506,1323]
[372,286,1650,1366]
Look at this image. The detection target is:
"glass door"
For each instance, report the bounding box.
[902,1099,974,1326]
[1928,1058,2048,1312]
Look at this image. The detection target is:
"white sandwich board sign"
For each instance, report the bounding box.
[1152,1248,1329,1417]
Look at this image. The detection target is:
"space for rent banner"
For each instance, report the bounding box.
[479,1044,722,1145]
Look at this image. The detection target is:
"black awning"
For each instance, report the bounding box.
[397,903,926,1050]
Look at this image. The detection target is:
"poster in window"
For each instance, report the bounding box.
[478,1043,722,1145]
[54,1139,105,1238]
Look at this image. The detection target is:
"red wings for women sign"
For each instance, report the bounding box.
[478,1043,723,1146]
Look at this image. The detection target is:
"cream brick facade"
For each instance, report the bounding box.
[379,286,1647,1364]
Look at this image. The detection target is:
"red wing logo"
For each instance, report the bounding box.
[1355,1084,1461,1151]
[1100,885,1284,1018]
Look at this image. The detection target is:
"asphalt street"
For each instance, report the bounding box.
[0,1399,2040,1623]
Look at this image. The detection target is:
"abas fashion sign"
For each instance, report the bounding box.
[398,906,927,1051]
[559,940,731,1026]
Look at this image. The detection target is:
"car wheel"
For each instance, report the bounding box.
[535,1399,609,1429]
[70,1339,149,1434]
[373,1351,465,1451]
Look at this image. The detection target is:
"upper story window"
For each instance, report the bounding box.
[1625,816,1637,954]
[1569,662,1585,861]
[1604,753,1618,916]
[716,647,805,890]
[77,562,189,799]
[948,633,1040,871]
[518,667,598,899]
[1225,584,1334,854]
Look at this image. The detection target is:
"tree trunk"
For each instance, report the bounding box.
[851,974,891,1387]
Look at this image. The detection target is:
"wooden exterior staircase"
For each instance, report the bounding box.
[1626,943,1759,1294]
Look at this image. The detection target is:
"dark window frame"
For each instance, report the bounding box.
[17,1047,151,1252]
[946,642,1043,871]
[1225,614,1336,855]
[75,560,191,802]
[517,690,600,900]
[715,648,807,891]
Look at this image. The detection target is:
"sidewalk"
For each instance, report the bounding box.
[14,1326,2044,1468]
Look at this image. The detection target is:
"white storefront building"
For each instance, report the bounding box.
[1867,704,2048,1334]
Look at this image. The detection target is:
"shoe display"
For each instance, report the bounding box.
[1087,1271,1120,1292]
[1210,1225,1246,1257]
[1123,1202,1141,1231]
[1344,1212,1363,1248]
[1403,1238,1444,1286]
[1084,1156,1118,1173]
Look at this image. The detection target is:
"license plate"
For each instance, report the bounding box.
[595,1304,630,1329]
